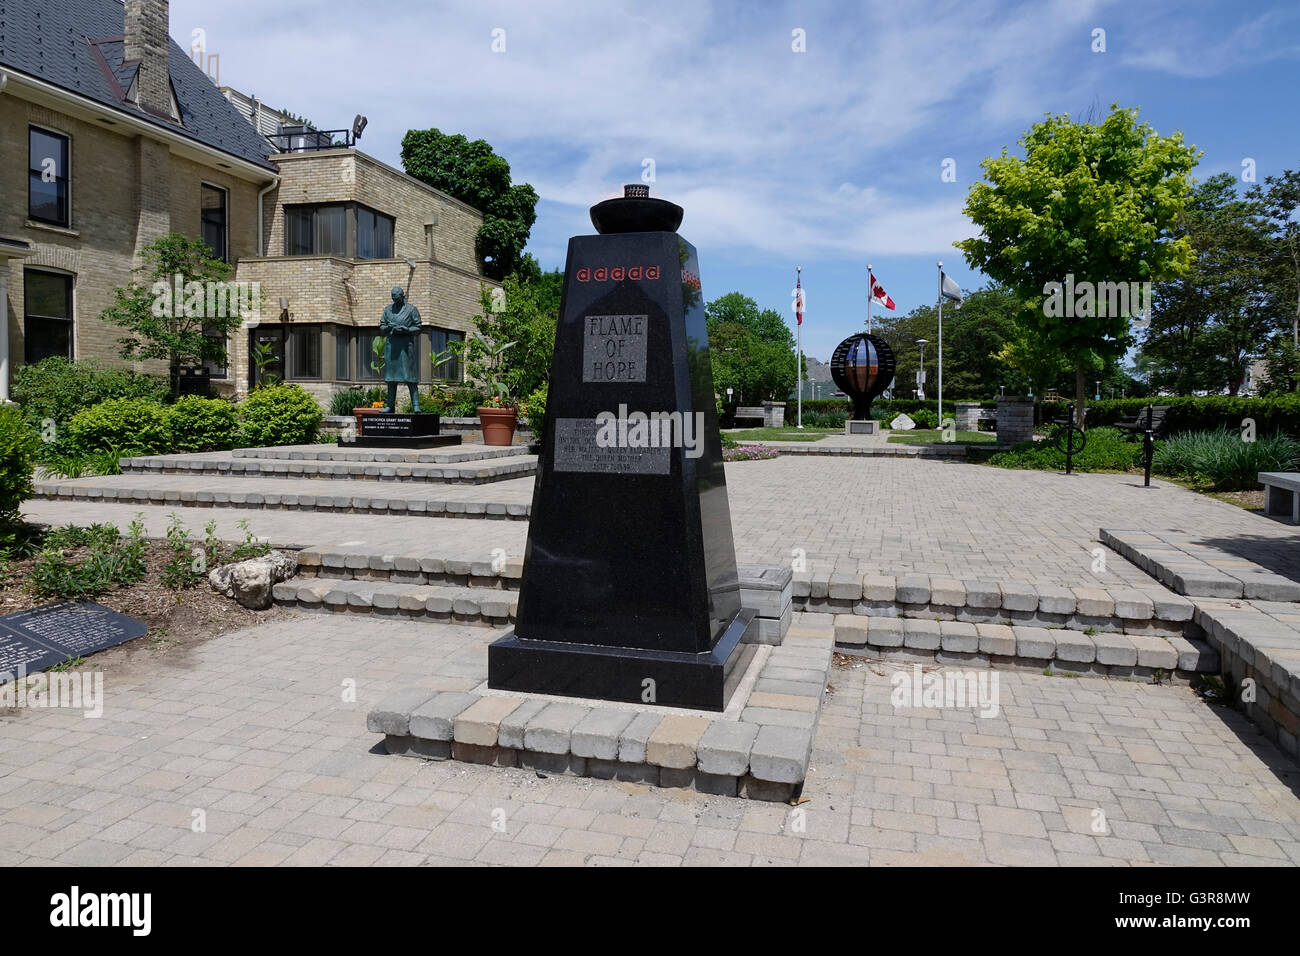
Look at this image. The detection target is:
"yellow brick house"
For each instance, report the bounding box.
[1,0,498,404]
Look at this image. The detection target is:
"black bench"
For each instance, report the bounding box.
[1116,405,1171,487]
[1116,405,1172,439]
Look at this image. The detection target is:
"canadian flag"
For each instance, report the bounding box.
[869,271,896,311]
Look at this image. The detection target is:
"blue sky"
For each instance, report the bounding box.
[170,0,1300,360]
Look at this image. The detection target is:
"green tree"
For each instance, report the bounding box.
[400,129,539,280]
[1246,168,1300,347]
[705,293,797,404]
[100,233,240,398]
[956,105,1200,425]
[874,284,1029,399]
[1141,173,1275,395]
[455,275,557,403]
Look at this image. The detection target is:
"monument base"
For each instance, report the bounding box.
[845,419,879,435]
[343,412,461,449]
[487,608,756,712]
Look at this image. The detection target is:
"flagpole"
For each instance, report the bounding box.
[866,264,872,335]
[796,266,803,429]
[937,261,944,432]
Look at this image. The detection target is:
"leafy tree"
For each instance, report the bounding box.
[993,328,1074,399]
[100,234,241,397]
[705,293,798,404]
[400,129,539,280]
[1259,339,1300,395]
[957,105,1200,425]
[1141,173,1275,395]
[454,275,557,403]
[1246,168,1300,347]
[874,284,1031,399]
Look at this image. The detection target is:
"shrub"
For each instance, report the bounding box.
[522,383,547,436]
[328,389,368,417]
[988,426,1142,472]
[168,396,238,452]
[1153,428,1300,490]
[0,405,38,529]
[67,398,172,455]
[238,384,323,447]
[11,358,168,431]
[801,410,846,429]
[910,408,940,429]
[29,516,148,599]
[444,387,487,418]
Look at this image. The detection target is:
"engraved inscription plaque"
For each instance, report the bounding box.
[552,418,670,475]
[0,601,148,680]
[583,314,648,383]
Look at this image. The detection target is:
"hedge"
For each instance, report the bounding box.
[169,396,238,452]
[11,357,169,431]
[1042,396,1300,436]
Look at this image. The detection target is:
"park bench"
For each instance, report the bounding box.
[1115,405,1172,438]
[1259,472,1300,524]
[735,406,765,426]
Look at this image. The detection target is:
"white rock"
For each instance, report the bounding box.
[209,550,298,610]
[891,413,915,430]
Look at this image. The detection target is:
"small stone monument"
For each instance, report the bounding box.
[891,413,915,431]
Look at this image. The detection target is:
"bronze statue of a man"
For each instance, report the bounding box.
[380,286,422,412]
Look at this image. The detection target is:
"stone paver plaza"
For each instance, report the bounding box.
[7,452,1300,866]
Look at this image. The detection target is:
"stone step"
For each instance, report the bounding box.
[831,614,1219,682]
[750,443,971,458]
[119,451,536,484]
[33,473,533,520]
[232,443,523,463]
[274,576,517,624]
[1101,528,1300,601]
[796,570,1196,635]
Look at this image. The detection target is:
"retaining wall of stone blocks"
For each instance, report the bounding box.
[1191,602,1300,761]
[832,614,1217,683]
[794,570,1195,637]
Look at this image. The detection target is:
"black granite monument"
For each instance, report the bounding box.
[487,185,752,711]
[346,412,460,449]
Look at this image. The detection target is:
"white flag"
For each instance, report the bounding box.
[941,272,964,308]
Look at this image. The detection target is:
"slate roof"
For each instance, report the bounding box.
[0,0,276,171]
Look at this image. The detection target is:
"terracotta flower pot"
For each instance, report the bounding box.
[478,406,518,446]
[352,406,382,437]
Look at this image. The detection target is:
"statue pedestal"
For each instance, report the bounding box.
[845,420,879,435]
[343,412,461,449]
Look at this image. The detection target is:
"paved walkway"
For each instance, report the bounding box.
[29,456,1296,591]
[3,614,1296,866]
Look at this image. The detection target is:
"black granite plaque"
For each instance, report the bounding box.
[345,412,461,449]
[488,187,749,711]
[0,601,147,681]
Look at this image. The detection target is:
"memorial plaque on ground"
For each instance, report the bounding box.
[0,601,147,680]
[488,185,753,711]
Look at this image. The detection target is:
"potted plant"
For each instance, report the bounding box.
[352,340,386,436]
[462,333,518,445]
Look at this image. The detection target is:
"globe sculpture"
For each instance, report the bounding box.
[830,333,896,422]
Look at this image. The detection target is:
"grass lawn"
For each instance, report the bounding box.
[725,427,839,442]
[886,429,997,445]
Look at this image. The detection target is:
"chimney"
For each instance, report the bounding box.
[124,0,172,118]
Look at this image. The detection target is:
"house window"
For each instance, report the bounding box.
[23,269,73,363]
[284,203,393,258]
[285,204,348,256]
[356,205,395,259]
[203,326,229,379]
[356,330,382,381]
[335,327,352,380]
[429,328,463,382]
[290,325,322,379]
[201,184,228,261]
[29,127,70,227]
